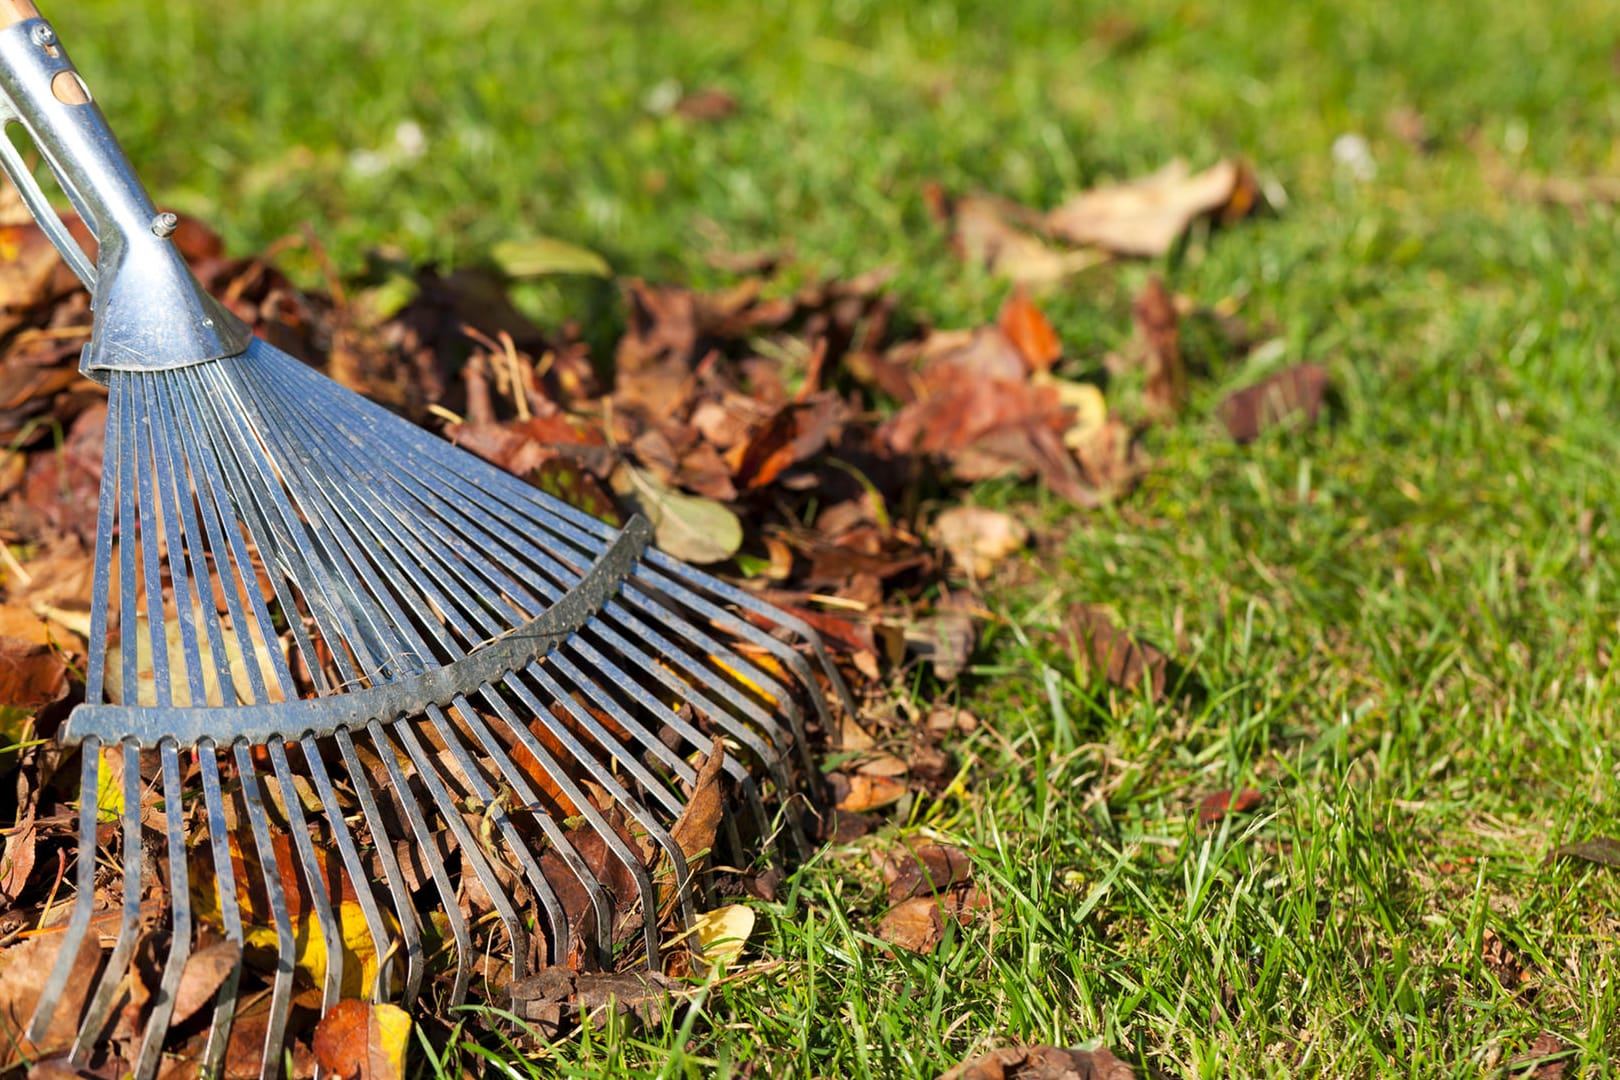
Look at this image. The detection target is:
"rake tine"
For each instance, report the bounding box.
[635,564,832,778]
[513,665,698,938]
[334,727,422,1003]
[462,686,614,967]
[233,741,295,1080]
[234,367,533,625]
[586,609,800,818]
[300,734,394,1001]
[26,737,102,1043]
[196,741,243,1078]
[131,740,192,1080]
[395,715,529,995]
[558,640,761,858]
[190,368,360,690]
[368,719,473,1006]
[225,388,571,981]
[436,696,570,964]
[150,377,240,706]
[487,681,663,965]
[163,374,282,705]
[571,619,787,781]
[265,738,344,1014]
[71,739,142,1063]
[231,376,581,966]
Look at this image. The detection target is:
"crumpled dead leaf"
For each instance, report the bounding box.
[1549,836,1620,869]
[937,1044,1137,1080]
[0,930,101,1070]
[1217,363,1328,444]
[0,633,68,711]
[878,896,944,953]
[997,287,1063,373]
[670,736,727,866]
[1046,158,1261,257]
[925,185,1109,285]
[1064,605,1172,701]
[511,968,677,1037]
[311,998,410,1080]
[882,841,973,902]
[934,506,1030,579]
[832,772,908,813]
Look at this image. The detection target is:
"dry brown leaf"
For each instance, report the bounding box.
[834,773,907,813]
[1064,606,1171,701]
[882,373,1092,504]
[854,753,910,779]
[0,634,68,711]
[0,931,102,1069]
[1549,836,1620,868]
[1218,363,1329,443]
[670,736,727,867]
[1507,1032,1571,1079]
[877,895,944,953]
[934,506,1030,579]
[904,610,978,681]
[926,185,1107,285]
[882,841,973,902]
[311,998,410,1080]
[673,87,739,123]
[938,1044,1137,1080]
[1046,159,1260,257]
[170,937,243,1028]
[0,801,34,903]
[1132,276,1185,419]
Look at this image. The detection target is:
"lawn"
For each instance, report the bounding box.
[45,0,1620,1075]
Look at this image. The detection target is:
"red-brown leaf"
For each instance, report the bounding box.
[1198,788,1264,826]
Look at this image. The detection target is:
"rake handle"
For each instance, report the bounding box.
[0,2,38,27]
[0,3,252,375]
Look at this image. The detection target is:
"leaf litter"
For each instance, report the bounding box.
[0,140,1305,1071]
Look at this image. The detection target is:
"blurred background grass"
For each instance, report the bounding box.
[56,0,1620,288]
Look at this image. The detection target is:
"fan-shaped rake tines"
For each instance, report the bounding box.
[24,339,853,1080]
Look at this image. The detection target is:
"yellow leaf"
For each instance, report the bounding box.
[709,651,785,709]
[370,1003,411,1079]
[242,898,385,999]
[94,745,123,824]
[692,903,755,974]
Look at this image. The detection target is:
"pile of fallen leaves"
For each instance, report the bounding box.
[0,158,1333,1076]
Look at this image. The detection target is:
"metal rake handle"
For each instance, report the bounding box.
[0,0,251,380]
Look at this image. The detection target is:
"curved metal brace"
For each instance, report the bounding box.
[60,515,654,747]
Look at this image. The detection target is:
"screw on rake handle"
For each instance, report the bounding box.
[0,1,251,380]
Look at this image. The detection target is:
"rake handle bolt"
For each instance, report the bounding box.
[27,21,50,46]
[151,211,177,237]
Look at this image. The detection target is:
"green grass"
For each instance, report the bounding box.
[52,0,1620,1074]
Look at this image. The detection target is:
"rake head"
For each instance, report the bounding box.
[0,6,851,1078]
[25,345,850,1076]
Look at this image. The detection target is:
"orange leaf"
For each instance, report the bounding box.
[996,286,1062,373]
